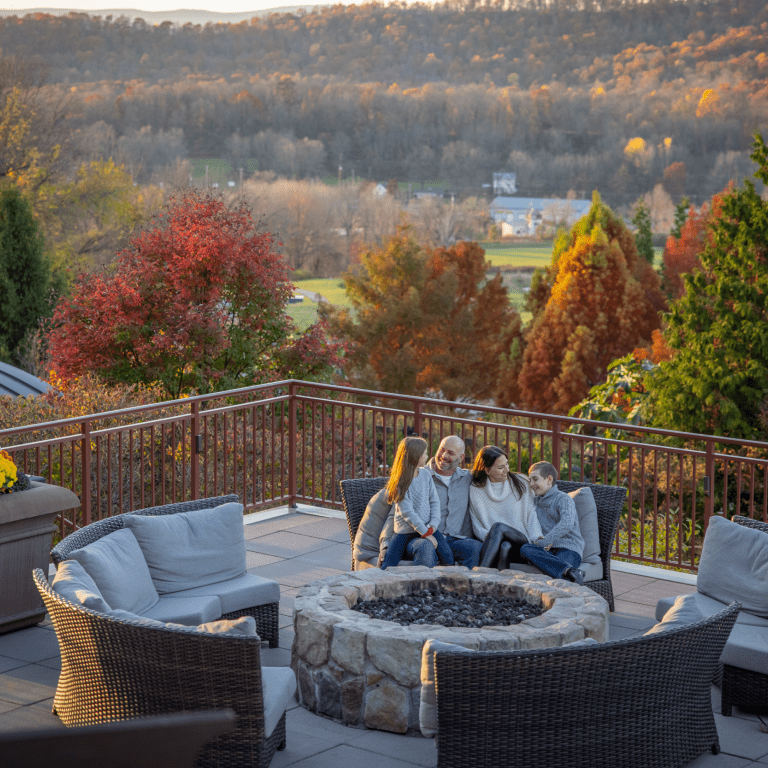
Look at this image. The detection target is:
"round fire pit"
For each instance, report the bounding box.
[291,565,609,734]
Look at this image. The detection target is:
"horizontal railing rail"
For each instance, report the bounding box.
[2,379,766,570]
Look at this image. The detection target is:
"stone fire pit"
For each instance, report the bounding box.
[291,565,609,734]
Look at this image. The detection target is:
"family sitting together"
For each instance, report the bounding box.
[365,434,586,584]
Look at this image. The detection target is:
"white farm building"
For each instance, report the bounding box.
[490,196,591,237]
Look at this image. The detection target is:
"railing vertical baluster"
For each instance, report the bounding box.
[704,440,715,523]
[551,419,561,476]
[288,382,297,509]
[81,420,92,526]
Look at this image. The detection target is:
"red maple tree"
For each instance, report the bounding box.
[661,202,711,300]
[47,191,343,398]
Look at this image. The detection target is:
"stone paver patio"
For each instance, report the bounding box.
[1,506,767,768]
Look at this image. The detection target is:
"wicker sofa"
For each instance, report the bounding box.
[33,569,293,768]
[50,495,280,647]
[340,477,626,610]
[656,514,768,716]
[430,601,739,768]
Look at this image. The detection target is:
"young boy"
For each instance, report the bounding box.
[520,461,586,584]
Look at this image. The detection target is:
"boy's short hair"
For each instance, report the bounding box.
[529,461,558,482]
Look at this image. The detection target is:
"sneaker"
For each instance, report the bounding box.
[563,567,585,585]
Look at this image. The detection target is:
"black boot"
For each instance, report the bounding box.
[563,567,585,585]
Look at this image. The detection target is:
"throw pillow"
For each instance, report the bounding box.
[122,502,246,594]
[568,486,601,566]
[51,560,112,614]
[353,487,392,565]
[644,593,705,635]
[108,610,257,636]
[68,528,159,614]
[697,515,768,618]
[420,638,475,737]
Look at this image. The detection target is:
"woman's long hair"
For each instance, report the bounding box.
[387,436,428,504]
[471,445,527,498]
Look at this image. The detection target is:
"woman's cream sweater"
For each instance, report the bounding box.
[469,475,542,542]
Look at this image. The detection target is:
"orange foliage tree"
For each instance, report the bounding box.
[661,201,711,300]
[325,226,522,403]
[505,193,664,414]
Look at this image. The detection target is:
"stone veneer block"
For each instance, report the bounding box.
[367,628,424,687]
[331,623,367,675]
[364,679,409,733]
[294,609,343,666]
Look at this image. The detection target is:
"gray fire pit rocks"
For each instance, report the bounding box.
[291,565,609,734]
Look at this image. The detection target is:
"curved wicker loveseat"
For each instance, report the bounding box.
[432,601,739,768]
[50,495,279,647]
[33,568,288,768]
[339,477,626,610]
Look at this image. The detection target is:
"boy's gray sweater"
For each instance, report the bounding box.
[534,486,585,555]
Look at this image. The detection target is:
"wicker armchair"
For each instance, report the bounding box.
[721,514,768,715]
[50,495,279,648]
[33,569,288,768]
[433,602,739,768]
[339,477,626,610]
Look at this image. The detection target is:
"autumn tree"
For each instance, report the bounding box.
[0,185,55,364]
[507,193,663,414]
[324,226,521,403]
[648,133,768,440]
[46,191,342,398]
[661,201,708,300]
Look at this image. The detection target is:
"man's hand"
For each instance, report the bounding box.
[424,535,438,549]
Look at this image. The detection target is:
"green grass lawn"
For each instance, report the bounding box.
[479,242,554,269]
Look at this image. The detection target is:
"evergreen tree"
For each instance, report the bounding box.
[649,133,768,440]
[670,197,691,239]
[632,199,655,264]
[0,185,51,363]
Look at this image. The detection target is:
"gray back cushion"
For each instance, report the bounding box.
[698,515,768,618]
[645,593,705,636]
[123,502,246,594]
[353,488,392,565]
[68,528,159,614]
[568,486,601,566]
[51,559,112,614]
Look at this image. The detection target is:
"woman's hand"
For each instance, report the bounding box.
[424,534,438,549]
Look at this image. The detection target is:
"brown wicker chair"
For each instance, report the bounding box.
[339,477,626,610]
[720,514,768,715]
[33,569,288,768]
[433,601,739,768]
[50,495,280,648]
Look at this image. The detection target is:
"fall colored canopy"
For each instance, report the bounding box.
[46,191,342,397]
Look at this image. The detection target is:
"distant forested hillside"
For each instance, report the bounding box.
[2,0,767,206]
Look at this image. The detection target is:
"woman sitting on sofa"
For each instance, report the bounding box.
[470,445,541,570]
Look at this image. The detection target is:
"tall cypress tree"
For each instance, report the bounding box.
[0,185,51,363]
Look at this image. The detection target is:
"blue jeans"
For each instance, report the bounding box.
[407,533,482,569]
[520,543,581,579]
[382,530,454,569]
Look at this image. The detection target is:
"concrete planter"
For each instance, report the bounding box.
[0,481,80,634]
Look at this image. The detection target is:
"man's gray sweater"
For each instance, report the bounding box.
[534,486,585,555]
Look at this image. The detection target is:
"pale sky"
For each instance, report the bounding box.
[4,1,336,11]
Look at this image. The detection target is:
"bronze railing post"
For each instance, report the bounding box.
[191,400,200,501]
[81,419,92,526]
[288,382,297,510]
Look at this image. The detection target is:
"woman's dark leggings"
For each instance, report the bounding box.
[478,522,529,570]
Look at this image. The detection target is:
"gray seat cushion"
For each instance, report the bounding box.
[568,486,601,566]
[697,515,768,618]
[141,594,222,625]
[720,623,768,675]
[261,667,298,738]
[169,573,280,614]
[51,560,112,614]
[353,488,393,567]
[109,609,257,636]
[123,502,246,594]
[656,591,768,628]
[68,528,159,615]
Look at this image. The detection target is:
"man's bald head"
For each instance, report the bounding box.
[434,435,465,475]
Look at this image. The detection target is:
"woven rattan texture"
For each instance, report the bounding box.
[719,515,768,716]
[51,495,240,565]
[339,477,626,609]
[33,569,286,768]
[434,602,739,768]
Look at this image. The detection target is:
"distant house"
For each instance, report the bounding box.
[0,362,49,397]
[489,196,591,237]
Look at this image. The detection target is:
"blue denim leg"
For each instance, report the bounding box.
[520,544,581,579]
[431,530,455,566]
[381,532,419,569]
[445,535,483,569]
[406,535,439,567]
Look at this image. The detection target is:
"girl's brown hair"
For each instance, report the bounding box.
[387,436,428,504]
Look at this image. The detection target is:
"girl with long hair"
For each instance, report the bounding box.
[470,445,541,570]
[380,436,454,570]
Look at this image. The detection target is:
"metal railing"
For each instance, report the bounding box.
[2,380,767,571]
